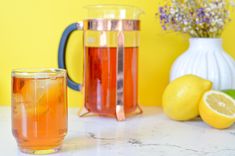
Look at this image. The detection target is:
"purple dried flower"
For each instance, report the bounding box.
[162,25,167,30]
[196,20,201,24]
[159,7,164,13]
[202,18,210,23]
[160,13,167,20]
[197,8,205,17]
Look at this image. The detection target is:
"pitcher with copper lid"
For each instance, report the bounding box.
[58,5,144,121]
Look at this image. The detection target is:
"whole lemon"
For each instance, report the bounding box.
[162,74,212,121]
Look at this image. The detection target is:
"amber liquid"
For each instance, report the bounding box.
[85,47,138,116]
[12,76,67,151]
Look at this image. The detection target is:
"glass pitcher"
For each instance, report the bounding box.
[58,5,144,121]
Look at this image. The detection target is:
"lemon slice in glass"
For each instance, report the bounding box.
[199,90,235,129]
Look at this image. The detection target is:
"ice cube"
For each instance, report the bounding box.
[14,77,64,116]
[21,78,51,104]
[35,78,63,113]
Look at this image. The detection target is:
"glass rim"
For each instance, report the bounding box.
[12,68,66,78]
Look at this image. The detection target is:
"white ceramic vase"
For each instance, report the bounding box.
[170,38,235,90]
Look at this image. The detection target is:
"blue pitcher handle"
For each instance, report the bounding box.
[58,22,83,91]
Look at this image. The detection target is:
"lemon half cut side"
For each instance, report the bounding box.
[199,90,235,129]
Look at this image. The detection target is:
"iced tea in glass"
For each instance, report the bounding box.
[11,68,67,154]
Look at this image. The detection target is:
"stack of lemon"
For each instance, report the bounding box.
[162,75,235,129]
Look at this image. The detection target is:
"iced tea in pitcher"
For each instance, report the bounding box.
[11,69,67,154]
[85,47,138,116]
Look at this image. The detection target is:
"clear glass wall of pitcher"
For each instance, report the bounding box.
[58,5,144,121]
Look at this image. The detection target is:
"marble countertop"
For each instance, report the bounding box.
[0,106,235,156]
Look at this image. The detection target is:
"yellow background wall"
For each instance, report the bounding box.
[1,0,235,107]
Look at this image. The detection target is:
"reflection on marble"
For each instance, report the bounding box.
[0,107,235,156]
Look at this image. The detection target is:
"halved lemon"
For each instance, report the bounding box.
[199,90,235,129]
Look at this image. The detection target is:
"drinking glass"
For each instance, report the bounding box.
[11,68,67,154]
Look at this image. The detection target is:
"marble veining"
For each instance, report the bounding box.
[0,107,235,156]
